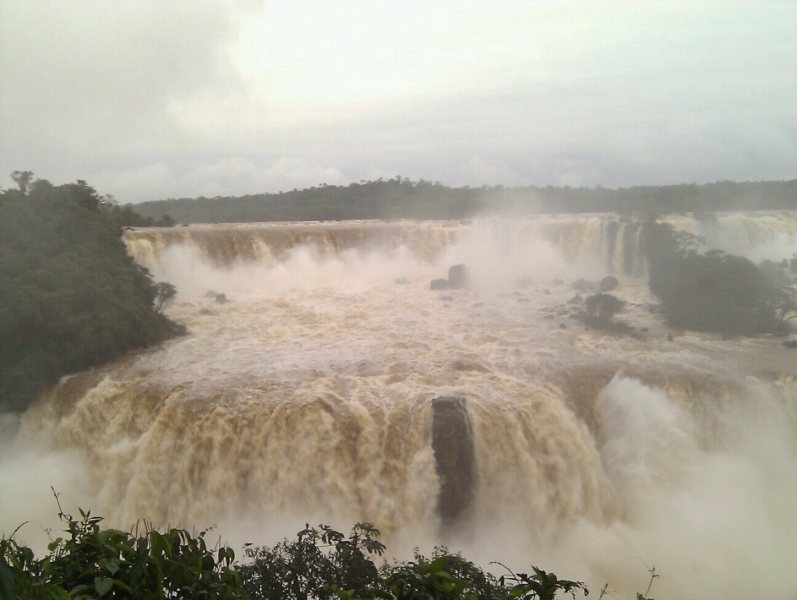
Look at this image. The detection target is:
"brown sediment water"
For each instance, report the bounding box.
[4,213,797,599]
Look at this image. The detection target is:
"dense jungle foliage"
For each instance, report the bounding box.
[0,174,180,413]
[641,221,797,336]
[133,177,797,224]
[2,506,612,600]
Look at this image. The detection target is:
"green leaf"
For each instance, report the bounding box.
[112,579,133,593]
[54,587,71,600]
[94,576,113,597]
[428,556,448,573]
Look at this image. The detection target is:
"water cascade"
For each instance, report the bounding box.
[3,211,797,599]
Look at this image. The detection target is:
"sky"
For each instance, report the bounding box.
[1,1,795,203]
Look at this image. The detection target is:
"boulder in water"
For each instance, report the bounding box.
[448,264,470,289]
[598,275,619,292]
[431,396,474,524]
[571,278,596,293]
[215,293,228,304]
[167,321,188,336]
[431,278,449,291]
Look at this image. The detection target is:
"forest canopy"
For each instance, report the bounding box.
[0,174,180,413]
[132,177,797,224]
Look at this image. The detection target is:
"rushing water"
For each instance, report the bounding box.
[2,212,797,599]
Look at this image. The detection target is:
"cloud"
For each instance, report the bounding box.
[1,1,256,184]
[1,1,795,202]
[93,157,348,201]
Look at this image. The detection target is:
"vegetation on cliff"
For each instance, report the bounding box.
[0,174,179,413]
[132,177,797,224]
[642,220,796,336]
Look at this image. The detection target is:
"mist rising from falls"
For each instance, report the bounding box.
[4,212,797,599]
[123,211,797,284]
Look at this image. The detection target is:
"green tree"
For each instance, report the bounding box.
[11,170,34,195]
[154,282,177,313]
[585,294,625,321]
[641,221,794,336]
[0,174,180,412]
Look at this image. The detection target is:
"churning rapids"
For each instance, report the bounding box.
[2,212,797,599]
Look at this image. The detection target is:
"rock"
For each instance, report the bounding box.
[215,293,227,304]
[790,258,797,273]
[640,327,649,332]
[559,323,567,329]
[517,297,530,303]
[431,278,449,290]
[543,289,551,295]
[431,397,474,525]
[571,278,596,293]
[598,275,619,292]
[667,333,674,342]
[205,290,218,298]
[448,264,470,289]
[544,314,554,319]
[783,340,797,348]
[567,294,583,304]
[167,321,188,336]
[394,277,410,285]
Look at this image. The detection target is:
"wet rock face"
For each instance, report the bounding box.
[598,275,619,292]
[448,264,470,289]
[431,396,475,524]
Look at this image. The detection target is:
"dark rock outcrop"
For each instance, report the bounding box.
[598,275,619,292]
[430,278,449,290]
[166,321,188,336]
[431,396,475,525]
[215,293,227,304]
[571,278,596,293]
[448,264,470,289]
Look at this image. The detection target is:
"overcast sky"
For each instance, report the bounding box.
[1,1,795,203]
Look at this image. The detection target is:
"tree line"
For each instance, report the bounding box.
[131,177,797,224]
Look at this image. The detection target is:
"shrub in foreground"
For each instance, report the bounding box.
[2,508,593,600]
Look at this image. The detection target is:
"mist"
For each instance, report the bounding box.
[3,213,796,598]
